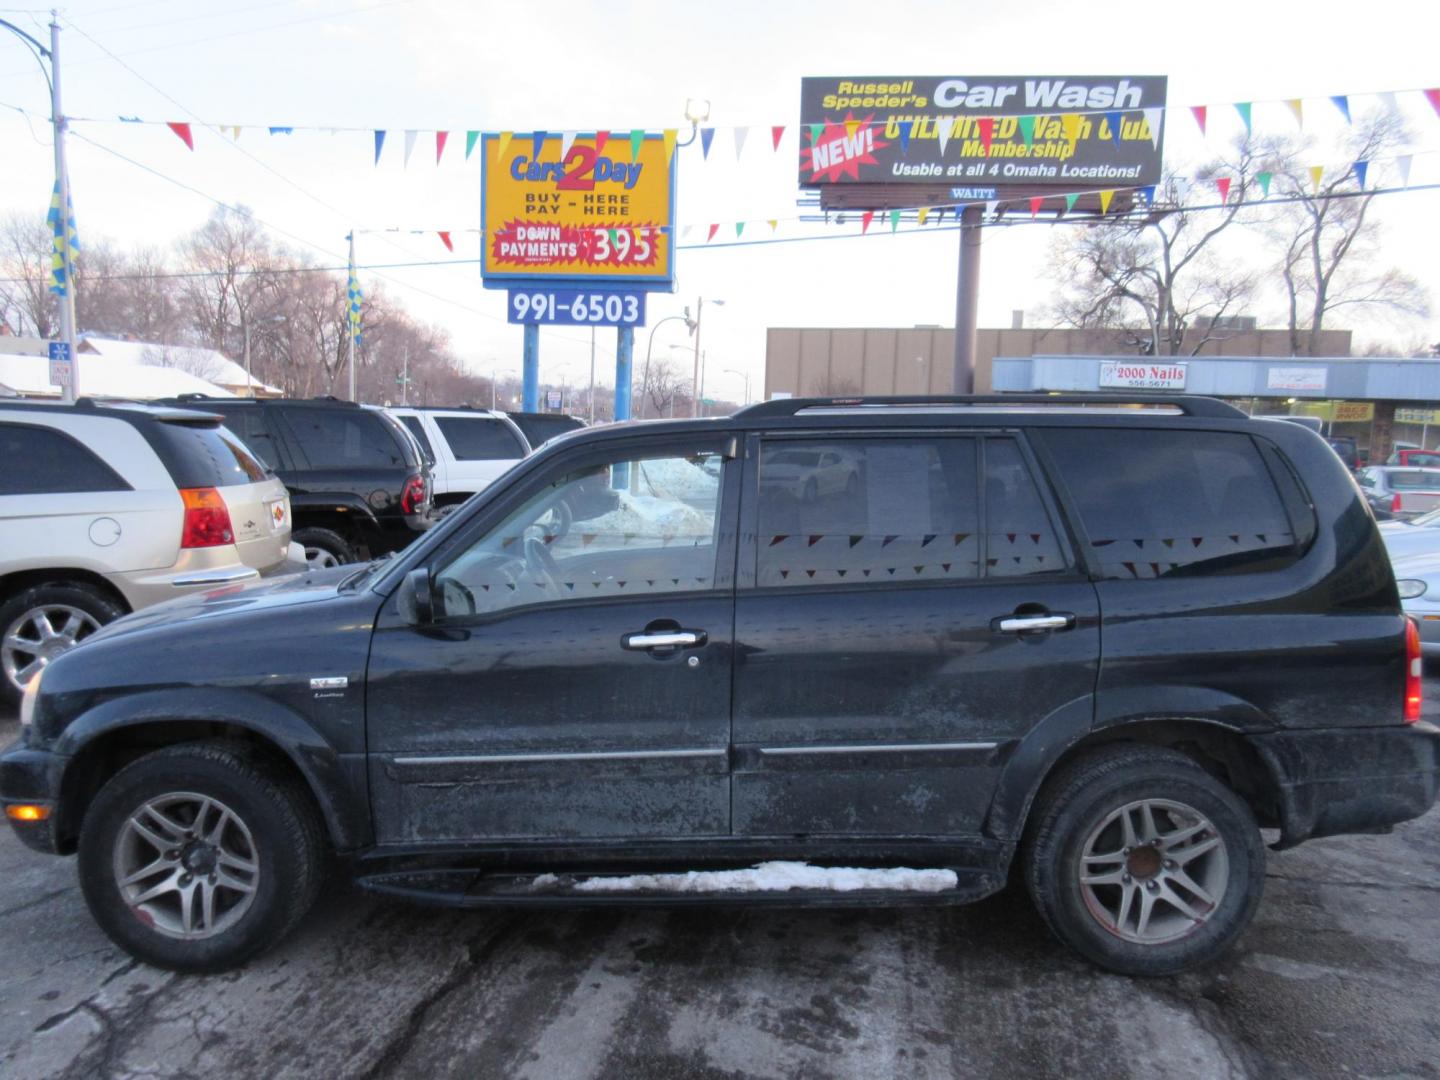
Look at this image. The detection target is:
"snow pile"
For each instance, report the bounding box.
[579,491,711,540]
[636,457,719,501]
[531,861,958,895]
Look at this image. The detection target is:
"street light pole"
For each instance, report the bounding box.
[588,327,596,423]
[724,368,751,405]
[48,16,77,402]
[688,298,725,417]
[641,314,689,419]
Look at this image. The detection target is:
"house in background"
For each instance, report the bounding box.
[0,332,281,399]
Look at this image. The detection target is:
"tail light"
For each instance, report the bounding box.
[1405,617,1422,723]
[179,487,235,548]
[400,475,427,516]
[1392,493,1403,513]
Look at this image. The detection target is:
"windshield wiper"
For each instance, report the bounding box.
[339,552,395,591]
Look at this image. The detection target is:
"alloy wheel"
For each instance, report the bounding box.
[1,604,101,693]
[304,546,340,570]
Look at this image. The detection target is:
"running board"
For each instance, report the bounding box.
[355,861,1002,908]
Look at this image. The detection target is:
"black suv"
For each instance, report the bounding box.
[505,410,586,448]
[161,396,431,566]
[4,395,1436,976]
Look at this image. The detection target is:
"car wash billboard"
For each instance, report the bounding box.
[799,76,1167,190]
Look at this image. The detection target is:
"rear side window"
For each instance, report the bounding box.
[984,438,1065,578]
[1039,428,1303,579]
[434,416,525,461]
[142,421,272,488]
[221,408,283,470]
[398,416,435,462]
[282,408,406,469]
[508,413,580,447]
[0,421,130,495]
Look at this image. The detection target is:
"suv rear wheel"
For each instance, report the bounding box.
[1023,745,1265,976]
[0,582,125,706]
[292,526,355,569]
[77,742,326,972]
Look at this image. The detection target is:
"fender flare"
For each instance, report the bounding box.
[54,687,370,851]
[287,492,382,531]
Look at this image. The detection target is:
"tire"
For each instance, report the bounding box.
[0,581,126,707]
[292,526,355,570]
[77,741,327,973]
[1022,745,1265,977]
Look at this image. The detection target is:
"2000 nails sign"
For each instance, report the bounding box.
[482,132,675,285]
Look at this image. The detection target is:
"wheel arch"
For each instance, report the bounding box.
[0,568,132,615]
[52,689,370,856]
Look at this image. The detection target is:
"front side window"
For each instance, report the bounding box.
[434,450,723,617]
[0,422,130,495]
[434,417,525,461]
[398,416,435,463]
[1039,428,1302,579]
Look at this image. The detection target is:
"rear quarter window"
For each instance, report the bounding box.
[142,421,272,489]
[0,421,131,495]
[1038,427,1311,579]
[434,416,526,461]
[282,407,408,469]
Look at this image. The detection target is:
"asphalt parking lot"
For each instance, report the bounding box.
[2,696,1438,1080]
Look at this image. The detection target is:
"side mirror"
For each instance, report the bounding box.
[401,567,434,624]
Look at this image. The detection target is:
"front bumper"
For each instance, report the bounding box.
[0,737,67,854]
[1250,722,1440,848]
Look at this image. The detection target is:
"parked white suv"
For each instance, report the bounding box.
[384,407,529,508]
[0,400,301,704]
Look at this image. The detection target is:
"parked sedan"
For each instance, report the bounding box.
[1391,550,1440,656]
[1357,466,1440,520]
[1380,508,1440,560]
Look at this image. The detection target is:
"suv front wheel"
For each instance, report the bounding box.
[1023,745,1265,976]
[78,742,326,972]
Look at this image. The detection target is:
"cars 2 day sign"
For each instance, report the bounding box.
[482,133,675,286]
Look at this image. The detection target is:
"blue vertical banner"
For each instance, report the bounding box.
[46,180,79,297]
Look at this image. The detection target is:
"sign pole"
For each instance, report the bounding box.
[951,205,981,395]
[615,326,633,422]
[50,16,78,403]
[347,231,357,402]
[588,327,596,423]
[522,323,540,412]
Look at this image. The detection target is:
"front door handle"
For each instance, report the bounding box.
[622,629,706,650]
[994,613,1075,633]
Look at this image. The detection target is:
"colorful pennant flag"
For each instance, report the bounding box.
[700,127,715,159]
[437,231,453,252]
[403,129,418,166]
[1379,91,1399,114]
[435,131,449,164]
[917,207,930,226]
[1285,99,1304,129]
[1061,113,1082,145]
[1104,111,1122,145]
[1425,89,1440,118]
[844,119,861,139]
[229,126,242,140]
[1256,171,1272,197]
[706,223,719,242]
[629,129,644,162]
[1396,154,1412,188]
[1063,192,1079,213]
[1142,107,1163,149]
[936,118,951,156]
[1215,176,1232,204]
[1309,165,1324,193]
[1099,189,1115,213]
[496,131,513,159]
[373,130,386,164]
[663,128,677,160]
[1190,105,1207,136]
[1017,114,1035,147]
[1330,95,1351,123]
[735,222,745,237]
[465,131,479,160]
[1234,102,1252,135]
[1139,184,1156,204]
[560,131,577,158]
[268,126,293,135]
[984,199,998,219]
[897,123,911,154]
[767,219,778,232]
[861,210,874,234]
[530,130,546,160]
[1352,160,1368,189]
[771,125,785,150]
[734,126,749,159]
[889,209,901,232]
[807,122,823,144]
[1029,195,1044,218]
[346,237,363,346]
[167,121,194,150]
[594,131,609,155]
[46,180,79,297]
[977,116,995,154]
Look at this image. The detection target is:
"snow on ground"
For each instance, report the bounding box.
[531,861,959,894]
[635,457,719,501]
[578,491,712,540]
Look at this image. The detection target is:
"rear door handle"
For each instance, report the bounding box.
[622,630,706,650]
[994,614,1075,633]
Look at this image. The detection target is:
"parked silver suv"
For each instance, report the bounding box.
[0,400,301,704]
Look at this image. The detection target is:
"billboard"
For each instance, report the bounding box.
[482,132,675,287]
[1099,361,1186,391]
[799,76,1167,203]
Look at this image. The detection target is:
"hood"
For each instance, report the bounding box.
[89,564,356,643]
[1389,549,1440,581]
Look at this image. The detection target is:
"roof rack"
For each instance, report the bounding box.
[731,393,1247,420]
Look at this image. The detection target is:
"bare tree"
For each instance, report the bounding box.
[1265,111,1429,355]
[643,356,691,417]
[0,211,57,338]
[1046,145,1261,355]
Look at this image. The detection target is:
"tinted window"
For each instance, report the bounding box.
[757,438,981,587]
[1039,428,1300,578]
[434,416,525,461]
[984,438,1065,578]
[0,422,130,495]
[283,408,405,469]
[398,415,435,463]
[143,421,270,488]
[435,451,722,617]
[508,413,582,447]
[221,408,282,470]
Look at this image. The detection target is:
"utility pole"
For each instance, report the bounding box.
[400,347,410,405]
[347,231,358,403]
[588,327,596,423]
[690,298,703,417]
[49,15,77,402]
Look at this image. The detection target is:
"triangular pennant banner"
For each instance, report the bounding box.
[1309,164,1324,194]
[767,219,778,232]
[1286,99,1304,129]
[1061,113,1082,144]
[771,125,785,150]
[531,130,547,160]
[1143,107,1163,149]
[167,122,194,150]
[268,126,293,135]
[1063,193,1079,213]
[889,209,901,232]
[435,130,449,164]
[807,122,823,144]
[1017,114,1035,147]
[404,129,418,166]
[465,130,479,159]
[1190,105,1207,136]
[700,127,715,159]
[629,129,644,162]
[1352,159,1368,189]
[733,126,749,159]
[1029,195,1043,218]
[844,119,861,139]
[1256,171,1272,197]
[706,223,719,242]
[1234,102,1252,135]
[437,231,453,252]
[1330,95,1351,123]
[984,200,998,218]
[977,116,995,154]
[1396,154,1413,188]
[861,210,874,234]
[373,129,386,164]
[663,128,677,160]
[936,118,951,156]
[897,124,911,155]
[1140,184,1156,204]
[594,131,609,155]
[496,131,513,159]
[1424,89,1440,118]
[917,207,929,225]
[1105,110,1122,145]
[1215,176,1231,204]
[735,221,745,237]
[560,131,577,158]
[1098,189,1115,213]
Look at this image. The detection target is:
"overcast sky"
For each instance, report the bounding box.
[1,0,1436,403]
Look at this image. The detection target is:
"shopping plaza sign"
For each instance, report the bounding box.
[482,132,675,287]
[799,76,1167,208]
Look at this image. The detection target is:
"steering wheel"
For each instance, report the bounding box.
[524,535,562,594]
